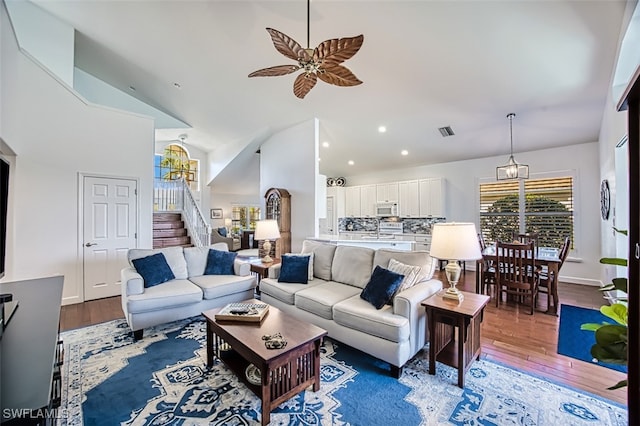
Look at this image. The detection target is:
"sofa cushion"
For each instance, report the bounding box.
[373,249,437,283]
[260,277,325,305]
[278,254,311,284]
[387,258,423,294]
[205,249,237,275]
[302,240,337,280]
[128,246,188,279]
[360,266,404,309]
[126,279,202,314]
[189,274,256,300]
[131,253,175,288]
[184,244,229,276]
[282,252,314,281]
[294,282,361,320]
[331,245,375,288]
[333,295,410,343]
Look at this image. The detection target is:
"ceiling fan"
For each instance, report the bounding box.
[248,0,364,99]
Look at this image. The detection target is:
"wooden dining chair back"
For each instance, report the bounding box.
[478,233,497,296]
[496,241,538,315]
[536,236,570,311]
[512,232,539,250]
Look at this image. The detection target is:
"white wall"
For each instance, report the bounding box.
[345,142,602,286]
[0,3,155,304]
[260,119,318,252]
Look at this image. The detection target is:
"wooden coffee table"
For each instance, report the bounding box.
[203,300,327,426]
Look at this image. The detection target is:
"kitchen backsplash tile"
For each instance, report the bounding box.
[338,217,446,234]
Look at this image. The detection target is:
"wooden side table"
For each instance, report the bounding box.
[249,259,280,294]
[422,291,490,388]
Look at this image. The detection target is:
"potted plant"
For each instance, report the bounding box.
[581,228,628,389]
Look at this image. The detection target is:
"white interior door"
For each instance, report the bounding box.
[319,196,335,235]
[83,176,137,301]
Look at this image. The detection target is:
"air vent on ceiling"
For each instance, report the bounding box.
[438,126,455,137]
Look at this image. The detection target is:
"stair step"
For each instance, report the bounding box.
[153,221,184,230]
[153,236,191,248]
[153,213,182,222]
[154,228,187,238]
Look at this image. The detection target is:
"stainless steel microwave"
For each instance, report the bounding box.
[376,202,398,217]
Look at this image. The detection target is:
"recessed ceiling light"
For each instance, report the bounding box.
[378,126,387,133]
[401,150,408,156]
[173,82,181,89]
[129,86,136,91]
[348,160,354,165]
[322,141,330,148]
[318,157,322,162]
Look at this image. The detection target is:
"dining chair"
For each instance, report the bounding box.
[536,236,570,311]
[496,241,539,315]
[478,233,497,296]
[511,231,539,250]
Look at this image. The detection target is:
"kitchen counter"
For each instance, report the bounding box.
[309,235,416,251]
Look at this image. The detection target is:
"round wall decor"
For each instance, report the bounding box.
[600,179,610,220]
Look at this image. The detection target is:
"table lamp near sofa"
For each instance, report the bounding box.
[429,222,482,301]
[255,219,280,263]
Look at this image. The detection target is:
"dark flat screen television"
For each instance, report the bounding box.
[0,156,8,279]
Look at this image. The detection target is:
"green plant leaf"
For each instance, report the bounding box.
[612,227,628,236]
[581,322,607,331]
[608,379,628,390]
[600,304,628,326]
[599,257,627,267]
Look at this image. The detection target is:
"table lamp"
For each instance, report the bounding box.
[255,219,280,263]
[429,222,482,301]
[224,218,232,234]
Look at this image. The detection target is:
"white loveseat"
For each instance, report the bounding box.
[121,243,256,339]
[260,240,443,377]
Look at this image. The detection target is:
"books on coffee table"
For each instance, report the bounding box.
[214,302,269,323]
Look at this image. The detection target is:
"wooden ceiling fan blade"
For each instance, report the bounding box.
[314,34,364,65]
[266,28,310,62]
[293,73,317,99]
[248,65,300,78]
[318,65,362,87]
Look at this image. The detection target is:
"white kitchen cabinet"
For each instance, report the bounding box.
[360,184,377,217]
[398,180,420,217]
[376,182,399,203]
[344,186,361,217]
[419,178,445,217]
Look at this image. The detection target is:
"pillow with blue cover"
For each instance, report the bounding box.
[217,227,228,237]
[278,254,311,284]
[360,265,405,309]
[132,252,175,288]
[204,249,237,275]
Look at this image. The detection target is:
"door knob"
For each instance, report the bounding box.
[85,242,98,247]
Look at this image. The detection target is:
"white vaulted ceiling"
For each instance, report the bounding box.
[30,0,629,179]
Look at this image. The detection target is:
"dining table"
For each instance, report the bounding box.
[476,245,562,315]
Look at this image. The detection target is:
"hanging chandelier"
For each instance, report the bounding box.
[496,113,529,180]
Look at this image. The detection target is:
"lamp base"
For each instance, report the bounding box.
[442,287,464,301]
[261,255,273,264]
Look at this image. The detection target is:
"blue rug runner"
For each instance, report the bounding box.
[60,317,627,425]
[558,304,628,373]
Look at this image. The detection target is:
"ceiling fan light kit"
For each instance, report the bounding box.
[248,0,363,99]
[496,113,529,181]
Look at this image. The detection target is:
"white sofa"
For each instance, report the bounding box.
[260,240,443,377]
[121,243,256,339]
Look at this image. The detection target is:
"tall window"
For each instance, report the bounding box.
[154,144,199,191]
[479,176,574,249]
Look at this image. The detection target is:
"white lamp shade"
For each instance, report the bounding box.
[255,219,281,240]
[224,218,232,227]
[429,222,482,261]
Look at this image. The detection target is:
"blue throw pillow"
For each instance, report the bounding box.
[204,249,237,275]
[132,253,175,288]
[278,254,310,284]
[217,227,228,237]
[360,266,405,309]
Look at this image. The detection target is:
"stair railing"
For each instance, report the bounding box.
[154,178,211,247]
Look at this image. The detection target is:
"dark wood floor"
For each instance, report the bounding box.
[59,269,627,406]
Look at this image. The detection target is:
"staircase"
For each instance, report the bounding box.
[153,213,192,248]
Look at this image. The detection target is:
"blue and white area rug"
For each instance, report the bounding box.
[59,317,627,425]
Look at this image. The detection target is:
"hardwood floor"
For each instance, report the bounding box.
[59,269,627,406]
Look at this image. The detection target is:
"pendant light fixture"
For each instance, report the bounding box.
[496,113,529,180]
